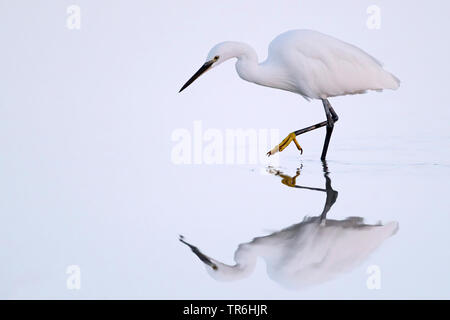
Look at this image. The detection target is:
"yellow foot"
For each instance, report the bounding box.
[267,132,303,156]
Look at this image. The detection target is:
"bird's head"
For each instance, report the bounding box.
[178,42,239,93]
[179,235,254,282]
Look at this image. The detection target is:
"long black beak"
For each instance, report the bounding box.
[179,235,218,270]
[179,60,214,93]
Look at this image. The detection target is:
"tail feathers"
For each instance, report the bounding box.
[382,71,400,90]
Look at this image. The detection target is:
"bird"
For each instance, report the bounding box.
[179,29,400,160]
[180,164,398,288]
[180,218,398,288]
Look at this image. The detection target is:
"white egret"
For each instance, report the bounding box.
[179,29,400,160]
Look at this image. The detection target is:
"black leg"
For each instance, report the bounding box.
[292,99,339,160]
[321,127,333,160]
[292,100,338,137]
[320,99,337,160]
[269,161,338,222]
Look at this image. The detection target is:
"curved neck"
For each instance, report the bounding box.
[228,41,258,62]
[232,42,259,83]
[231,43,284,90]
[209,261,256,281]
[207,244,258,281]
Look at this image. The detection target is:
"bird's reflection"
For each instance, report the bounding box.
[267,162,337,222]
[180,161,398,289]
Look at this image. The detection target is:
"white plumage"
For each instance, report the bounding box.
[266,30,400,99]
[201,29,400,100]
[180,29,400,159]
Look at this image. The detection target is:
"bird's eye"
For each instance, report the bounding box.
[214,55,219,61]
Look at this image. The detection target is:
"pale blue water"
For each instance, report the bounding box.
[1,1,450,299]
[171,136,450,299]
[2,133,448,299]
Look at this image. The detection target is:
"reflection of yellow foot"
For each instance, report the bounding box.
[267,132,303,156]
[266,167,302,188]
